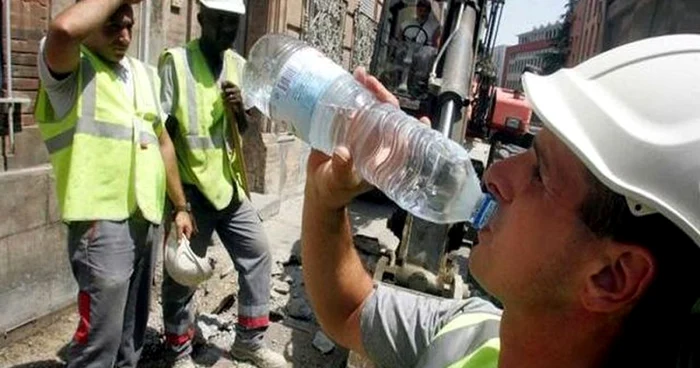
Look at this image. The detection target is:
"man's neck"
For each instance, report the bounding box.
[198,39,224,75]
[86,46,123,68]
[498,306,620,368]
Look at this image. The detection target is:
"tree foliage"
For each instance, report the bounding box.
[542,0,579,74]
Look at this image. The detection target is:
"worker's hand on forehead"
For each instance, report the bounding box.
[305,67,429,211]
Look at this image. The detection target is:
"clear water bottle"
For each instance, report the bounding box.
[242,34,496,226]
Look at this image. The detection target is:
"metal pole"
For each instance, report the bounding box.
[139,1,151,62]
[5,0,15,154]
[438,4,477,143]
[439,100,455,137]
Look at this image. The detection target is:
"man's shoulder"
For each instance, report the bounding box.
[163,45,187,56]
[226,49,247,63]
[441,297,502,328]
[401,19,418,28]
[125,56,156,72]
[159,45,187,66]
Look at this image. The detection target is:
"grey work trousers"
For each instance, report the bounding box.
[66,215,159,368]
[162,185,272,357]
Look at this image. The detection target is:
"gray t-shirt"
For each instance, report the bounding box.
[159,54,178,119]
[360,283,502,368]
[37,37,133,119]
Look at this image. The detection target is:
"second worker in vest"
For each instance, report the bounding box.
[159,1,288,367]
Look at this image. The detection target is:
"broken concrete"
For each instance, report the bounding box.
[312,331,335,354]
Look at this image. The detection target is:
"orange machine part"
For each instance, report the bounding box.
[489,87,532,135]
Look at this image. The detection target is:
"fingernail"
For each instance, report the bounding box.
[333,151,347,164]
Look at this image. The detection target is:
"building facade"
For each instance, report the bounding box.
[601,0,700,51]
[568,0,603,66]
[491,44,507,87]
[502,22,561,90]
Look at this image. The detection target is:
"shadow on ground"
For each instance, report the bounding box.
[275,239,350,368]
[6,340,70,368]
[7,361,64,368]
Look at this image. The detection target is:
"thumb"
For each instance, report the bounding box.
[331,146,361,187]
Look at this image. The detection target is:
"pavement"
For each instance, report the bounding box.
[0,187,400,368]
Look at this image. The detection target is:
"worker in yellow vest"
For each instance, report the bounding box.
[34,0,193,367]
[158,1,286,367]
[301,36,700,367]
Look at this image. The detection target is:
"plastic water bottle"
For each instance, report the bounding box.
[242,34,496,226]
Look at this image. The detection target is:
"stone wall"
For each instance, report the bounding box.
[0,166,73,339]
[304,0,348,65]
[3,0,47,127]
[243,0,381,195]
[351,9,378,70]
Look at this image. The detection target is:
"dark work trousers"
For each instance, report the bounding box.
[162,185,272,358]
[66,214,159,368]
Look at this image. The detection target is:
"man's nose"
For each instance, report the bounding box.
[482,152,531,204]
[118,27,131,44]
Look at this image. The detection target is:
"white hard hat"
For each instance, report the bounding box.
[522,34,700,247]
[164,237,215,287]
[199,0,246,15]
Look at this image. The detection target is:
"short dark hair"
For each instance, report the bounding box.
[580,172,700,366]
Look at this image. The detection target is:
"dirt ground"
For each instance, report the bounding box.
[0,195,398,368]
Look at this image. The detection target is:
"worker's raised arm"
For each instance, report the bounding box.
[301,147,373,354]
[301,68,398,354]
[45,0,139,75]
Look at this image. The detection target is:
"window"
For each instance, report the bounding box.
[359,0,374,17]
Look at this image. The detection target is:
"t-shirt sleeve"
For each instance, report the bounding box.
[360,283,501,368]
[158,53,178,119]
[36,36,80,120]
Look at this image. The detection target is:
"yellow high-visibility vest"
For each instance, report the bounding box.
[160,40,249,210]
[35,47,166,224]
[416,312,501,368]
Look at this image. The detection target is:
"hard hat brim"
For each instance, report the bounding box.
[199,0,246,15]
[521,35,700,248]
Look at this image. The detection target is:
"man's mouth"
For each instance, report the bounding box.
[470,194,498,230]
[477,206,500,236]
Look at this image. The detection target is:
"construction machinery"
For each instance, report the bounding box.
[365,0,535,300]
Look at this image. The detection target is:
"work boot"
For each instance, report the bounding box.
[170,354,196,368]
[230,343,288,368]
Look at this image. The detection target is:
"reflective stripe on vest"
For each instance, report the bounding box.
[416,312,501,368]
[162,40,249,210]
[35,49,166,224]
[43,59,159,153]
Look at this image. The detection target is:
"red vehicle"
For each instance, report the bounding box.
[489,87,531,135]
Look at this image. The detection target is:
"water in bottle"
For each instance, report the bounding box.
[241,34,496,227]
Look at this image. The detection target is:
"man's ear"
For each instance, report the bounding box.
[581,242,656,314]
